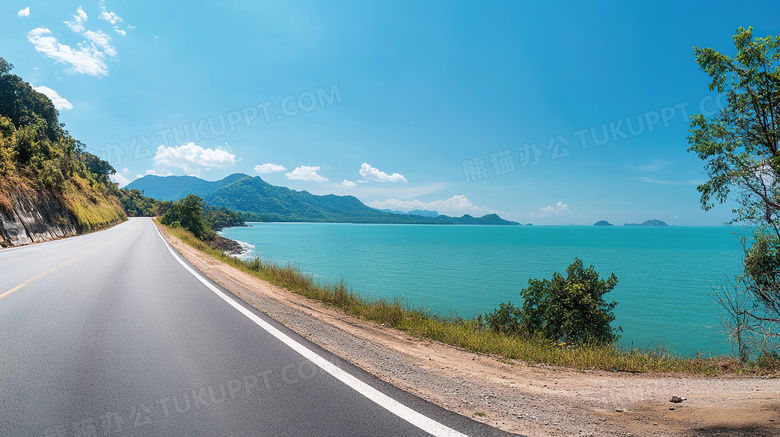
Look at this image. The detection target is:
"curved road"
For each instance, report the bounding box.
[0,218,508,436]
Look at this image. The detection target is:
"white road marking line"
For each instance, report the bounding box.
[155,222,467,437]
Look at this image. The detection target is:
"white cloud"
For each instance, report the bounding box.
[83,30,117,57]
[635,177,702,186]
[27,27,109,77]
[285,166,328,183]
[64,7,88,33]
[366,195,493,217]
[358,163,407,183]
[340,180,356,188]
[534,201,571,217]
[254,163,286,174]
[98,6,128,35]
[18,7,30,17]
[110,168,133,187]
[98,8,122,25]
[33,86,73,110]
[635,159,678,172]
[144,168,172,177]
[152,142,236,176]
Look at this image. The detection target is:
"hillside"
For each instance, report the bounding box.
[128,173,519,225]
[624,219,669,227]
[0,58,125,246]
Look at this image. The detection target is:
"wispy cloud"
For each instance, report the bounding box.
[254,163,286,174]
[28,6,125,77]
[98,4,128,35]
[635,177,702,186]
[366,195,493,217]
[33,86,73,110]
[152,142,236,176]
[340,180,356,188]
[82,30,117,57]
[634,159,678,172]
[64,7,88,33]
[18,7,30,17]
[286,165,328,183]
[358,163,407,183]
[27,28,109,77]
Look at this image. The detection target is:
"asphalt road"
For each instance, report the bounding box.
[0,218,509,436]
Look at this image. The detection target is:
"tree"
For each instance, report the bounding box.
[688,26,780,358]
[0,58,13,75]
[481,258,620,345]
[521,258,619,345]
[160,195,216,241]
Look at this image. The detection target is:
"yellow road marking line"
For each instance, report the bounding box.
[25,267,57,283]
[1,220,142,301]
[0,283,26,300]
[61,257,78,266]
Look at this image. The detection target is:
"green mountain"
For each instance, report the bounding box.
[624,219,669,227]
[127,173,519,225]
[125,173,247,201]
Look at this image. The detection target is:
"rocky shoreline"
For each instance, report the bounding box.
[208,235,246,255]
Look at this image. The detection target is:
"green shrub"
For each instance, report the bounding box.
[522,258,620,344]
[483,258,620,345]
[479,301,523,334]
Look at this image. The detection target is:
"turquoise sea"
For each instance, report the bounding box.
[219,223,745,357]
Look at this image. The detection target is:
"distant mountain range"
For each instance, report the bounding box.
[595,219,669,227]
[126,174,519,225]
[624,219,669,227]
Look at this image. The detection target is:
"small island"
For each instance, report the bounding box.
[593,220,613,226]
[624,219,669,227]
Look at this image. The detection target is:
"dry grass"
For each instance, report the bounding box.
[161,222,780,376]
[62,176,126,231]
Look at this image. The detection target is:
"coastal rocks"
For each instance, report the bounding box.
[208,235,246,255]
[0,188,79,247]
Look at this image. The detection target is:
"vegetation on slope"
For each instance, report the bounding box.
[128,173,518,224]
[0,57,124,230]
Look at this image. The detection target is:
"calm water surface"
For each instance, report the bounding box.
[220,223,744,356]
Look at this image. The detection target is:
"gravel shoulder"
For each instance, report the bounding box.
[160,226,780,436]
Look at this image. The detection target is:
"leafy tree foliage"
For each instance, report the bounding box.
[688,27,780,356]
[688,27,780,226]
[481,259,620,345]
[202,205,244,230]
[160,195,217,241]
[0,57,115,191]
[118,188,162,217]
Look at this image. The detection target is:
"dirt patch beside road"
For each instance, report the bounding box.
[160,226,780,436]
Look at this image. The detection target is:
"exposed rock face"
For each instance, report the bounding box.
[208,235,246,255]
[0,189,80,247]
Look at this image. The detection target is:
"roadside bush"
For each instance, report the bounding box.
[483,258,620,345]
[479,302,523,334]
[160,194,216,241]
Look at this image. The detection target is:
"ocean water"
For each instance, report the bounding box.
[219,223,745,357]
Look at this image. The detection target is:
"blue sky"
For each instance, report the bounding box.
[3,1,778,225]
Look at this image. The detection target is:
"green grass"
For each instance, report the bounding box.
[62,176,126,231]
[160,222,780,376]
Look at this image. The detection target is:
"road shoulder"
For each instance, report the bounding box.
[158,225,780,437]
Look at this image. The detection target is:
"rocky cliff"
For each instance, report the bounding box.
[0,188,81,247]
[0,184,126,247]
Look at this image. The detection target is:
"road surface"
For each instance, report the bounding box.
[0,218,508,436]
